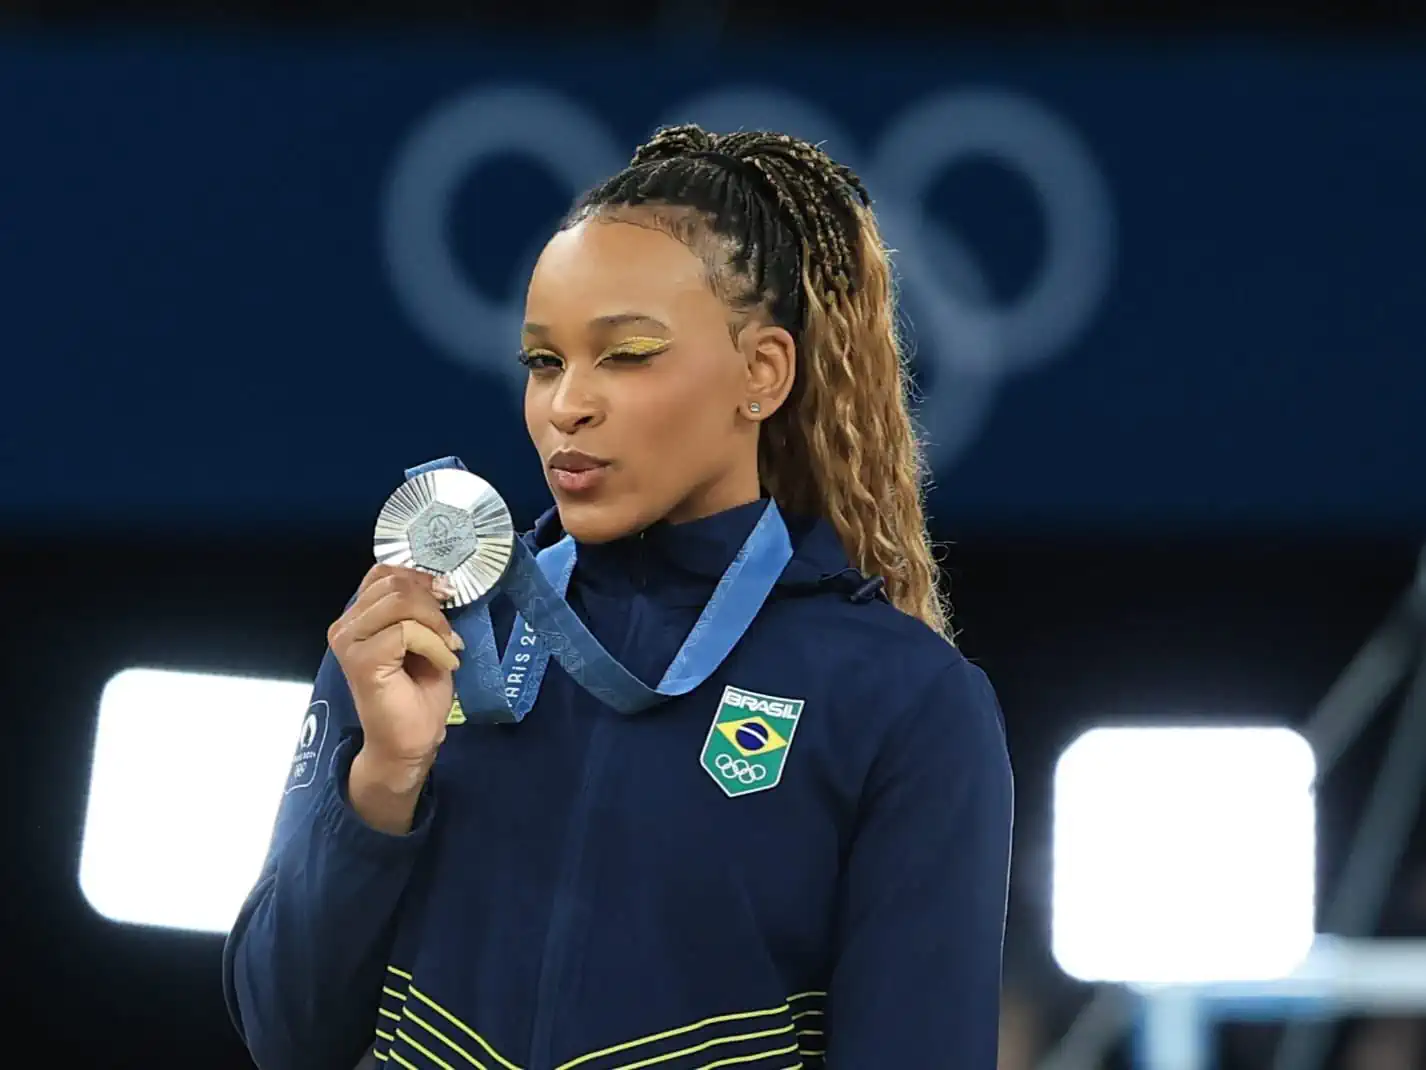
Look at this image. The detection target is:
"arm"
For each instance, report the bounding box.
[825,657,1014,1068]
[222,648,437,1070]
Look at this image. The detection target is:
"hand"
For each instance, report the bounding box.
[327,564,465,776]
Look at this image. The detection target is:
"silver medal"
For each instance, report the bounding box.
[373,467,515,607]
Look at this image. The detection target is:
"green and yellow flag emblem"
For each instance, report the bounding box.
[700,685,804,798]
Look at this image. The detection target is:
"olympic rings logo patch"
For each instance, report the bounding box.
[715,753,769,785]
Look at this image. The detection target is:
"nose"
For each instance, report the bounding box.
[546,367,604,436]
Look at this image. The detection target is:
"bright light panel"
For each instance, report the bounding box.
[79,668,313,934]
[1052,725,1317,985]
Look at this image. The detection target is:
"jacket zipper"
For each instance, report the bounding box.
[527,534,649,1067]
[526,714,611,1069]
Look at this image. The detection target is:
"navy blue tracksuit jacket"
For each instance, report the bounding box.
[224,499,1014,1070]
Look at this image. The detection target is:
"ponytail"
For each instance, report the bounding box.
[759,206,949,638]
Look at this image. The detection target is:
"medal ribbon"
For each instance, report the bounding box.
[404,456,792,723]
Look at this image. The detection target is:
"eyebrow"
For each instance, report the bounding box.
[522,313,671,337]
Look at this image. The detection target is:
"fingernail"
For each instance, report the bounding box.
[433,579,456,601]
[447,631,465,652]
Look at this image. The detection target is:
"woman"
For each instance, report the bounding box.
[224,125,1013,1070]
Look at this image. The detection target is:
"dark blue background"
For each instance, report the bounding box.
[3,35,1423,536]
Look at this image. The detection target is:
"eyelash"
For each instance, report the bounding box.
[516,350,561,372]
[516,347,664,372]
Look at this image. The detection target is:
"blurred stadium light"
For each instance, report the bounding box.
[1051,725,1317,986]
[1040,553,1426,1070]
[79,668,311,934]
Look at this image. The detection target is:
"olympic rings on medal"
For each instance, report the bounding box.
[715,753,768,784]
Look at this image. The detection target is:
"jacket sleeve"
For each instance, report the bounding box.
[825,655,1014,1068]
[222,647,437,1070]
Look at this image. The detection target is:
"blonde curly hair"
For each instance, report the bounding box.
[570,125,949,638]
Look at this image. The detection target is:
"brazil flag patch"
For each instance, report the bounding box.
[700,685,804,798]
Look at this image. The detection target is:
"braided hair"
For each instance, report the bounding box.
[567,124,950,639]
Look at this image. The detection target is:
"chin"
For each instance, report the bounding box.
[553,496,648,544]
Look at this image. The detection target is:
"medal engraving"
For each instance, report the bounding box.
[408,501,479,573]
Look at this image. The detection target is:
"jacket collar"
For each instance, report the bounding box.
[527,499,873,601]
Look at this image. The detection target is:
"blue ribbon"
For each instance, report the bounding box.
[404,456,793,723]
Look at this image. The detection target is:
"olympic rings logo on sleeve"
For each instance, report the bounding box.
[715,752,769,785]
[381,82,1116,473]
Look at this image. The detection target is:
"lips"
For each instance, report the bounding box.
[547,449,610,494]
[548,451,607,474]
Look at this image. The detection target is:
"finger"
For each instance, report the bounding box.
[352,565,442,610]
[354,563,416,597]
[330,571,456,654]
[345,588,457,649]
[337,619,407,674]
[401,620,460,673]
[350,572,450,626]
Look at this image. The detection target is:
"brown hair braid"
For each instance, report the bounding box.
[567,124,950,639]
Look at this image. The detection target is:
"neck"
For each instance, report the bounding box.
[662,466,762,526]
[569,485,772,604]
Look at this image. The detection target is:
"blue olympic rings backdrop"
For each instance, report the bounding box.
[2,36,1424,536]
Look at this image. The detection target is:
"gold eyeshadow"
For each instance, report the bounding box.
[607,336,671,357]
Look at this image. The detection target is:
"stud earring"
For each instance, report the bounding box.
[748,402,762,414]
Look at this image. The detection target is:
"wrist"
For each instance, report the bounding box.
[347,747,431,834]
[350,745,431,794]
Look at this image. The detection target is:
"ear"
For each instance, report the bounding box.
[739,323,796,422]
